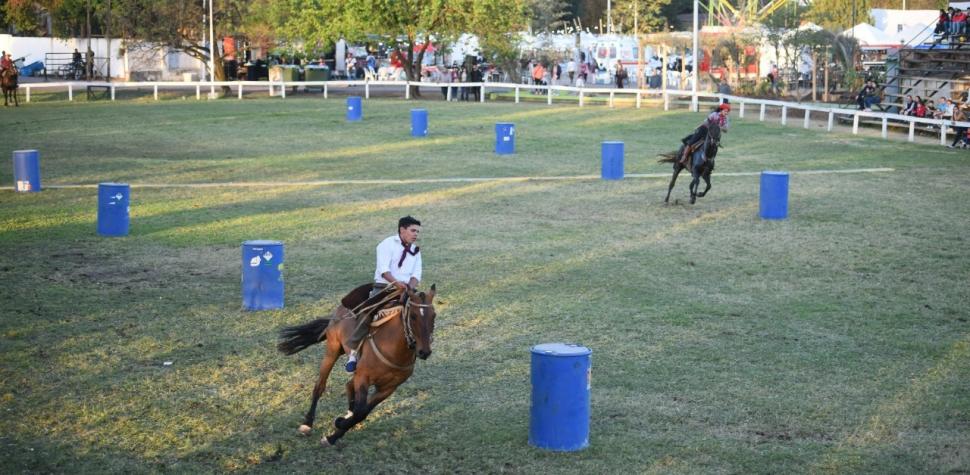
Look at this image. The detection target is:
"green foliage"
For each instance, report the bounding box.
[807,0,872,30]
[527,0,571,33]
[612,0,674,34]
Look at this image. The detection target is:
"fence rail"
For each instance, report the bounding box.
[17,80,969,147]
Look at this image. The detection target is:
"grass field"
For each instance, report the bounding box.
[1,97,968,474]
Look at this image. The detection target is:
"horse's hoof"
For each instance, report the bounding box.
[298,424,312,436]
[320,436,332,447]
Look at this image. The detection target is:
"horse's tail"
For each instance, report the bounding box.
[277,318,330,355]
[657,151,680,163]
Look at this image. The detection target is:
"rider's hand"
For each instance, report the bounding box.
[391,280,408,291]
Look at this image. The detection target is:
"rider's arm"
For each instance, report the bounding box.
[375,239,394,283]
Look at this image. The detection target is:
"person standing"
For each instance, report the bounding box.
[345,216,423,372]
[566,58,576,84]
[614,61,627,89]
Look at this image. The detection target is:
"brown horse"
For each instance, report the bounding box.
[277,284,437,446]
[2,68,19,107]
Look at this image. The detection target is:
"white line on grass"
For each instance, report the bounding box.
[42,167,894,189]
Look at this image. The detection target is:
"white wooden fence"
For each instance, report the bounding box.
[18,80,969,147]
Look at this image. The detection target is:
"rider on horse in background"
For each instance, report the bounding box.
[0,51,14,74]
[679,101,730,164]
[344,215,423,373]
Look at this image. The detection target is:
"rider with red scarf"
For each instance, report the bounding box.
[0,51,13,73]
[682,102,730,147]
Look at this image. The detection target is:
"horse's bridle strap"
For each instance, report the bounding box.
[367,337,415,371]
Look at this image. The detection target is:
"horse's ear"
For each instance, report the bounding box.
[429,283,436,300]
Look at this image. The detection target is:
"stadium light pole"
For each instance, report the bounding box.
[692,0,699,111]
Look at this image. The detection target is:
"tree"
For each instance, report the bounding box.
[274,0,529,96]
[528,0,571,33]
[612,0,674,34]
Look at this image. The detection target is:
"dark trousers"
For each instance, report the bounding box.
[347,283,389,351]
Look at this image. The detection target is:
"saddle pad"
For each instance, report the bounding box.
[371,305,403,327]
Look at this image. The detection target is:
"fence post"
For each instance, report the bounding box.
[739,101,745,119]
[406,82,410,100]
[238,84,243,100]
[197,84,201,100]
[324,84,328,99]
[154,85,158,100]
[781,106,787,126]
[940,123,947,146]
[759,103,765,121]
[908,121,915,142]
[852,114,859,135]
[548,87,553,105]
[664,92,669,111]
[68,84,73,101]
[481,84,486,103]
[267,82,272,97]
[447,85,452,102]
[365,81,370,99]
[881,117,888,139]
[609,91,614,108]
[25,85,30,102]
[804,109,810,129]
[636,91,641,109]
[514,86,519,103]
[827,111,834,131]
[579,90,584,107]
[111,85,115,101]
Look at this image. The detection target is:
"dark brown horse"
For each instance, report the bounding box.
[658,122,721,204]
[277,284,437,446]
[2,68,19,107]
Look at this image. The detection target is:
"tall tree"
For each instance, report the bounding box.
[528,0,571,33]
[611,0,673,34]
[274,0,529,96]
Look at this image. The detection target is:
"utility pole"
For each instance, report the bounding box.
[692,0,699,111]
[208,0,216,98]
[105,0,111,82]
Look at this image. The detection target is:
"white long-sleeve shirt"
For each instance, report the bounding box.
[374,235,422,285]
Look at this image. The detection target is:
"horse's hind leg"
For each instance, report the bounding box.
[664,165,683,203]
[298,337,342,435]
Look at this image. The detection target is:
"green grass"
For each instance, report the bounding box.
[1,97,968,473]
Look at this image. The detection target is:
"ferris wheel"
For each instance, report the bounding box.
[704,0,796,27]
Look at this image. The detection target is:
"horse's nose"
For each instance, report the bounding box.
[418,349,431,360]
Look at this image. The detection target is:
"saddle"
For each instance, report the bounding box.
[678,141,705,167]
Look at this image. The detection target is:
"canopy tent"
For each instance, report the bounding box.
[842,23,897,48]
[892,23,935,46]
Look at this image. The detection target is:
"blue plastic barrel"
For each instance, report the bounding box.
[529,343,591,451]
[97,183,130,236]
[242,240,285,310]
[346,96,362,121]
[411,108,428,137]
[759,171,790,220]
[601,141,624,180]
[495,123,515,155]
[12,150,41,192]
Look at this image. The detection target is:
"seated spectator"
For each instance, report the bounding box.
[856,80,875,110]
[902,95,917,116]
[936,9,950,36]
[932,97,949,120]
[648,67,662,89]
[952,9,967,37]
[915,97,928,118]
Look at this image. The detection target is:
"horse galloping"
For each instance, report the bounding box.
[277,284,437,447]
[658,122,721,204]
[2,68,19,107]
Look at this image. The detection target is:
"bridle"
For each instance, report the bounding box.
[366,292,434,371]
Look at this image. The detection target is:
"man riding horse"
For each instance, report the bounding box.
[678,102,730,166]
[1,51,20,107]
[344,215,423,372]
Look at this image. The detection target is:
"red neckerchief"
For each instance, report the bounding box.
[398,241,420,268]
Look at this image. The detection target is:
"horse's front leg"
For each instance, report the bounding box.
[688,170,701,204]
[697,171,712,198]
[664,164,683,203]
[323,382,398,447]
[298,338,342,435]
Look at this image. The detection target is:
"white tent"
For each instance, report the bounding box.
[892,23,935,46]
[843,23,897,48]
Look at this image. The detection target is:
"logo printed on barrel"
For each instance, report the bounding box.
[250,256,261,267]
[263,251,273,262]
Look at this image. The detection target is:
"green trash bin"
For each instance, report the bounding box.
[270,65,299,82]
[305,66,330,82]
